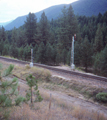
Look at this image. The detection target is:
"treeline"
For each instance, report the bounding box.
[0,5,107,76]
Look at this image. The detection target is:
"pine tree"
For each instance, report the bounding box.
[55,52,61,65]
[25,12,37,45]
[0,64,24,119]
[0,26,6,41]
[17,29,27,47]
[74,41,81,66]
[66,50,71,65]
[33,44,38,62]
[12,27,17,45]
[26,74,43,105]
[36,42,45,63]
[45,42,53,64]
[94,45,107,76]
[18,46,24,60]
[67,5,78,41]
[81,36,93,72]
[38,12,50,45]
[61,48,67,65]
[94,24,103,53]
[57,6,69,51]
[0,40,4,55]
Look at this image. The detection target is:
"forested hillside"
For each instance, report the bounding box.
[4,0,107,30]
[0,5,107,76]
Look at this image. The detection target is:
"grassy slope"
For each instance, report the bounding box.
[0,61,107,120]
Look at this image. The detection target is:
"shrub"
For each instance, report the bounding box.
[96,92,107,103]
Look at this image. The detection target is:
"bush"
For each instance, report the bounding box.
[96,92,107,103]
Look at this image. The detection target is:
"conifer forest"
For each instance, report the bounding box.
[0,5,107,76]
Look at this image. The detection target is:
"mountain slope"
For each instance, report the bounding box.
[72,0,107,16]
[5,4,67,30]
[5,0,107,30]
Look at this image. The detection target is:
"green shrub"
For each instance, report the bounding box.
[96,92,107,103]
[0,64,25,119]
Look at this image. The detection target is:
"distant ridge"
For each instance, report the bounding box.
[4,0,107,30]
[0,20,13,27]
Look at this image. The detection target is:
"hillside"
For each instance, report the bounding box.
[0,59,107,120]
[4,0,107,30]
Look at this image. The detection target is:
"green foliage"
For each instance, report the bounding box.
[0,64,24,119]
[74,41,81,66]
[61,48,67,65]
[94,24,103,53]
[26,74,43,104]
[80,36,93,71]
[0,26,6,41]
[36,42,45,63]
[3,64,14,76]
[96,92,107,103]
[94,45,107,76]
[25,12,37,45]
[37,11,50,45]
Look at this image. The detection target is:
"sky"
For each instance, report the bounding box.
[0,0,78,23]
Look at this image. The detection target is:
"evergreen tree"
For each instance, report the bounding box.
[17,29,27,47]
[61,48,67,65]
[81,36,93,72]
[57,5,78,52]
[12,27,17,44]
[26,74,43,104]
[67,5,78,41]
[0,64,24,119]
[45,42,53,64]
[0,40,4,55]
[9,44,18,58]
[57,6,69,51]
[94,45,107,76]
[94,24,103,53]
[66,50,71,65]
[18,46,24,60]
[2,44,9,56]
[33,44,38,62]
[36,42,45,63]
[23,44,31,61]
[0,26,6,41]
[51,45,57,64]
[37,12,50,45]
[74,41,81,66]
[55,52,61,65]
[25,12,37,45]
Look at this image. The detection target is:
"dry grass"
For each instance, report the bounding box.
[12,65,51,82]
[50,75,106,100]
[9,90,107,120]
[1,61,107,120]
